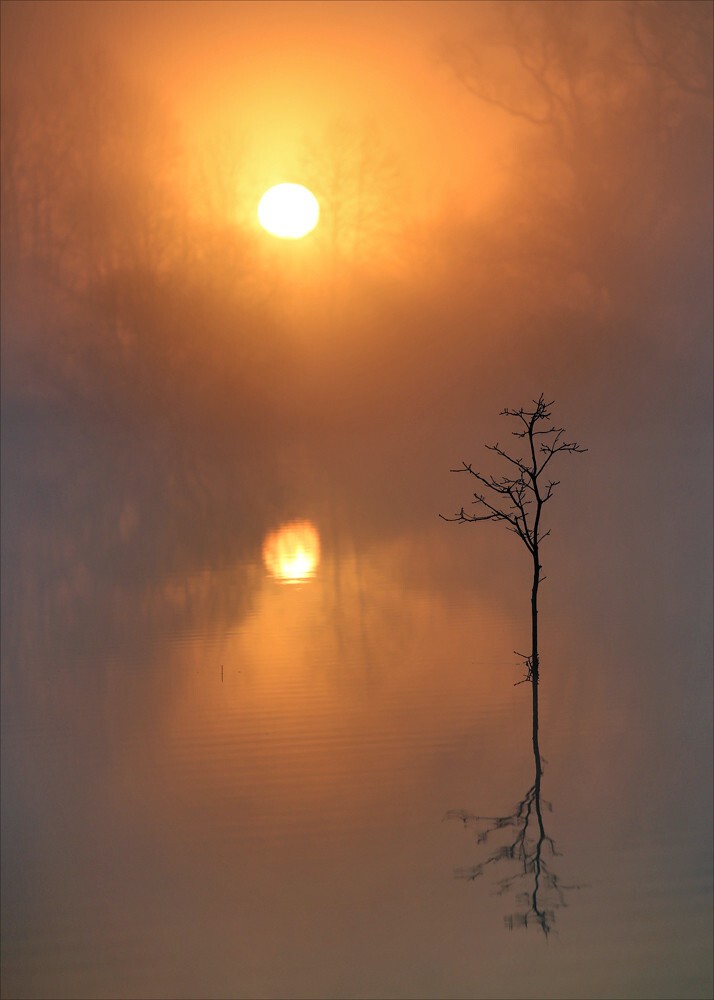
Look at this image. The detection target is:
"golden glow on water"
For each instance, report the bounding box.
[262,520,320,582]
[153,538,521,831]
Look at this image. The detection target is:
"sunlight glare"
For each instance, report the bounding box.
[258,183,320,239]
[262,520,321,582]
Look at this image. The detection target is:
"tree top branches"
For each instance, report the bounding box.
[441,394,587,558]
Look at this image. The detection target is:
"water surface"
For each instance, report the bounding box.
[2,415,712,1000]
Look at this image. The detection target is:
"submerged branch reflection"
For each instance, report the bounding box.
[447,710,584,936]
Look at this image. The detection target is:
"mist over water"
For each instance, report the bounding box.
[2,2,712,998]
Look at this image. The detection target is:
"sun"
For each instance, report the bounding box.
[258,183,320,239]
[262,520,321,583]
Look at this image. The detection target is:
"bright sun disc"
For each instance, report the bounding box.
[258,183,320,239]
[262,520,321,583]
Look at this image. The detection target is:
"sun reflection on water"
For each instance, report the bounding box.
[262,520,320,583]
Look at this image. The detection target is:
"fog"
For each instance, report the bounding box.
[3,0,711,574]
[2,4,712,995]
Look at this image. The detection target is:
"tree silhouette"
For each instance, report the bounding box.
[440,1,713,309]
[442,395,586,934]
[441,395,586,761]
[300,119,404,266]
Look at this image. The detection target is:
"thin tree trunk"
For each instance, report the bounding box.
[531,548,541,776]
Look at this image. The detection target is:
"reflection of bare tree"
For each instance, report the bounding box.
[447,732,583,936]
[443,396,585,934]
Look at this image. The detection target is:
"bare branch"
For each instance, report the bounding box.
[485,443,529,472]
[442,396,585,562]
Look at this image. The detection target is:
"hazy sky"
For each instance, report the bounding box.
[2,0,711,435]
[2,0,517,223]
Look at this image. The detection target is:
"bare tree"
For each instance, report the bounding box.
[625,0,713,98]
[440,1,713,309]
[442,395,586,933]
[441,395,586,762]
[299,119,404,266]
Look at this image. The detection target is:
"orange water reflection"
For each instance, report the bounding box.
[262,520,320,582]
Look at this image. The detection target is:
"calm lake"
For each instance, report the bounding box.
[1,407,712,1000]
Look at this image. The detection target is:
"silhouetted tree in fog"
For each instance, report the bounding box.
[1,53,184,295]
[440,0,713,311]
[443,395,586,935]
[625,0,713,97]
[300,119,404,266]
[0,48,290,432]
[442,395,586,758]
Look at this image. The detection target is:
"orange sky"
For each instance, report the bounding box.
[7,0,512,223]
